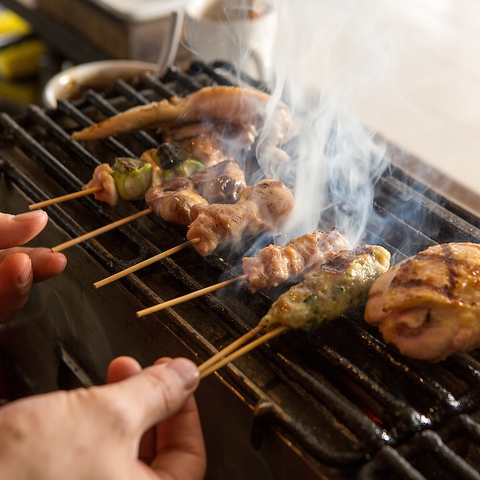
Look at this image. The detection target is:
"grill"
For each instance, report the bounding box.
[1,61,480,480]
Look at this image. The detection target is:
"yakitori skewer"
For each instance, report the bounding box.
[94,238,201,289]
[52,208,152,252]
[196,246,391,378]
[135,229,350,316]
[29,186,103,210]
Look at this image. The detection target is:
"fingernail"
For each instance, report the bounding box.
[166,358,199,390]
[18,255,33,286]
[12,210,46,222]
[154,357,172,366]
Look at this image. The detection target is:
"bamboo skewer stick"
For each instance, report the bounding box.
[94,238,202,289]
[29,186,103,210]
[199,325,289,379]
[136,274,247,317]
[51,208,152,253]
[197,324,264,374]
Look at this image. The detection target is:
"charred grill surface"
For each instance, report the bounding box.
[1,61,480,479]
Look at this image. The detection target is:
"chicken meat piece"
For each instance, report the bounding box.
[183,133,235,168]
[186,179,295,256]
[162,121,256,155]
[364,242,480,362]
[260,245,391,330]
[145,177,208,226]
[242,229,351,293]
[190,160,246,204]
[70,86,299,148]
[86,163,118,206]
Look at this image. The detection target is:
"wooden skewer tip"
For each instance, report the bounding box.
[29,186,103,210]
[94,238,204,289]
[136,273,246,317]
[52,207,152,253]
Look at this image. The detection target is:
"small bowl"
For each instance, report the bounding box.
[42,60,157,109]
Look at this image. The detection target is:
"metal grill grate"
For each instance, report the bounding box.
[1,61,480,479]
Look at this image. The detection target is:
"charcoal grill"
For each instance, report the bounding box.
[1,61,480,480]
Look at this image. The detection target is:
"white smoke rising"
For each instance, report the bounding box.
[257,0,396,246]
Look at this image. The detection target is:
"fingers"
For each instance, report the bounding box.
[107,357,142,384]
[0,248,66,324]
[27,248,67,282]
[0,211,48,249]
[0,253,33,323]
[151,395,207,480]
[106,356,168,464]
[105,358,200,433]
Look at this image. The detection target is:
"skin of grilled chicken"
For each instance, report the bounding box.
[86,163,118,206]
[364,242,480,362]
[145,177,208,226]
[242,229,351,293]
[186,179,295,256]
[190,160,246,204]
[70,86,298,147]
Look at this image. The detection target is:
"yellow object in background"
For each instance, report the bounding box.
[0,9,31,35]
[0,10,45,81]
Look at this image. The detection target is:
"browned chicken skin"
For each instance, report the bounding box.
[187,179,295,256]
[145,177,208,226]
[70,86,298,148]
[191,160,246,204]
[242,229,351,293]
[364,242,480,362]
[86,163,118,206]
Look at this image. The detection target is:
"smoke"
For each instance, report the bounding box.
[256,0,397,246]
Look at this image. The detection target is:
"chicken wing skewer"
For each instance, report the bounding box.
[198,245,391,378]
[70,86,298,148]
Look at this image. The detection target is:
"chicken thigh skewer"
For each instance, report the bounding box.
[198,245,391,378]
[365,242,480,362]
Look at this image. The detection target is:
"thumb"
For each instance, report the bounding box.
[104,357,200,432]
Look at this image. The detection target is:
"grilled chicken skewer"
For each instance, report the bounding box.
[70,86,298,148]
[198,245,391,378]
[92,179,294,288]
[30,135,242,210]
[136,179,295,316]
[29,156,156,210]
[134,229,351,310]
[243,229,351,293]
[364,242,480,362]
[186,179,295,256]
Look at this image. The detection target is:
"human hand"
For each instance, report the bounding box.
[0,210,67,323]
[0,356,206,480]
